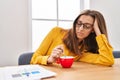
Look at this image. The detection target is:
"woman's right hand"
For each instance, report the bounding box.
[47,45,64,64]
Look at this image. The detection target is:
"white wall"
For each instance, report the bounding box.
[0,0,32,66]
[90,0,120,51]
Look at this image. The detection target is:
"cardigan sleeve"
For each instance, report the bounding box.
[30,27,61,65]
[79,34,114,66]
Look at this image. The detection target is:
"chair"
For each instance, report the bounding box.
[113,51,120,58]
[18,51,120,65]
[18,52,34,65]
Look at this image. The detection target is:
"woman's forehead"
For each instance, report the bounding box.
[78,15,94,24]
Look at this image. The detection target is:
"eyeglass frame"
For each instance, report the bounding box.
[76,21,93,30]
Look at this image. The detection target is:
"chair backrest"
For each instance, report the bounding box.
[18,52,34,65]
[113,51,120,58]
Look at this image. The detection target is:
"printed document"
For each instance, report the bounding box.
[0,65,56,80]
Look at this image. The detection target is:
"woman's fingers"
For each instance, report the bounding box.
[48,45,64,63]
[53,45,64,55]
[93,19,101,36]
[52,50,61,58]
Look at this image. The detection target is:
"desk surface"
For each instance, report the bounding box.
[41,58,120,80]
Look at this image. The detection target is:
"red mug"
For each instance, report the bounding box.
[59,56,74,68]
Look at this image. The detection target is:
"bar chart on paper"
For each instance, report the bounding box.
[0,65,56,80]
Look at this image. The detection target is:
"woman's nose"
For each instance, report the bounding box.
[78,25,84,30]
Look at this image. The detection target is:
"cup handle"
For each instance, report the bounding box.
[56,58,60,64]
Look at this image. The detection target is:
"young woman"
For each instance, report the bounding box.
[30,10,114,66]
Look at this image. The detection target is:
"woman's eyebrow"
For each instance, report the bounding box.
[77,21,93,25]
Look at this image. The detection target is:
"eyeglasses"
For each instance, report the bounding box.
[76,21,93,30]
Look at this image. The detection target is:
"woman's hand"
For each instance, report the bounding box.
[93,19,101,36]
[47,45,64,64]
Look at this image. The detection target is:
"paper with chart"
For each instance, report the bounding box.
[0,65,56,80]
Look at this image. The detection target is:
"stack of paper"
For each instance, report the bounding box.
[0,65,56,80]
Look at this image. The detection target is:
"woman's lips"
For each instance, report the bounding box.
[77,32,84,36]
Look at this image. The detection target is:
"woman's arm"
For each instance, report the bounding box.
[80,34,114,66]
[30,27,61,65]
[93,19,114,66]
[79,19,114,66]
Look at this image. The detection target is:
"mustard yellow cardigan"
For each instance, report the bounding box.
[30,26,114,66]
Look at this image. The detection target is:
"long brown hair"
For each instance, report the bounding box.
[63,10,108,54]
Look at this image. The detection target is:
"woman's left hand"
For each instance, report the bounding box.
[93,19,101,36]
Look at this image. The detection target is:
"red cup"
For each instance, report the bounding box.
[59,56,74,68]
[56,58,60,64]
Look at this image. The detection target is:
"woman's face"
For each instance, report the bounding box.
[75,15,94,41]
